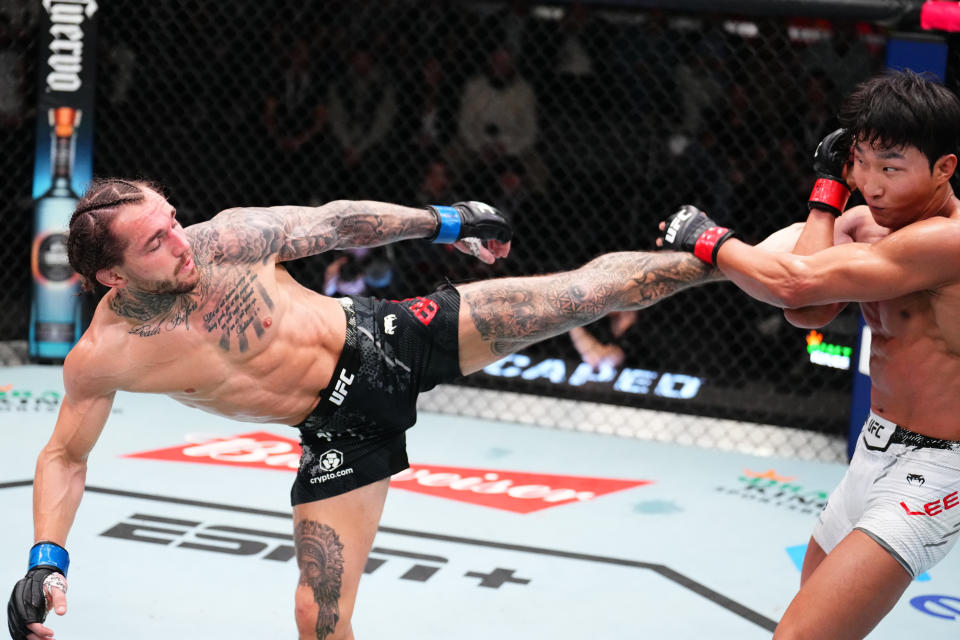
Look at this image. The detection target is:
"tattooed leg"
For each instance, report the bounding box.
[457,251,722,374]
[295,521,345,639]
[291,479,390,640]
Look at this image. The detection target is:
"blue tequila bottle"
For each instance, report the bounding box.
[29,107,83,362]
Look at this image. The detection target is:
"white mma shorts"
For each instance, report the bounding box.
[812,413,960,577]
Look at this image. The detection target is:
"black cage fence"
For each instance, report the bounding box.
[2,0,948,458]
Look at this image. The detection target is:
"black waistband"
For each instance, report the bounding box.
[888,425,960,451]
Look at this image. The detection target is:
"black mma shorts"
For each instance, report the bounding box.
[290,286,462,505]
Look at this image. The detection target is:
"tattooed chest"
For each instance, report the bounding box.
[200,270,277,353]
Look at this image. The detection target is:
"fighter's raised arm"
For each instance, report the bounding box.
[779,127,855,328]
[721,219,960,306]
[197,199,512,266]
[658,204,960,308]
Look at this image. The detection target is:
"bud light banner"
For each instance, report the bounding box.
[30,0,99,361]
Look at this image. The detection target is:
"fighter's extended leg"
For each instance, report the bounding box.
[773,530,911,640]
[292,479,390,640]
[456,251,719,373]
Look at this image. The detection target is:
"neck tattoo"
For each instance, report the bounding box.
[111,289,200,337]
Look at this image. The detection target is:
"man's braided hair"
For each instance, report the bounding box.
[67,178,165,295]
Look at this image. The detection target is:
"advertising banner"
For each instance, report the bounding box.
[29,0,99,361]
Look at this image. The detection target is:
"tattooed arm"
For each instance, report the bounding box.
[194,201,437,265]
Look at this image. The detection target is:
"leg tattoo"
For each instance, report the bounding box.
[294,520,345,639]
[463,251,718,356]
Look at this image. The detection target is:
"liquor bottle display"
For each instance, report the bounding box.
[30,107,83,362]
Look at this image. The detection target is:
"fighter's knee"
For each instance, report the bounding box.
[294,585,353,640]
[294,585,319,638]
[295,583,354,640]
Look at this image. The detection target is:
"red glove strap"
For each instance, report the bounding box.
[694,226,730,265]
[808,178,850,214]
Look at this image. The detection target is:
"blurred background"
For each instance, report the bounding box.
[3,0,956,461]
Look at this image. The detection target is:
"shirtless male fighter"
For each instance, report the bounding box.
[9,178,730,640]
[658,69,960,639]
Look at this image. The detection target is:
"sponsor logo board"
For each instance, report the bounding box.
[124,434,650,512]
[124,432,303,471]
[716,468,828,514]
[391,464,651,514]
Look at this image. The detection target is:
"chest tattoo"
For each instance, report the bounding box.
[202,271,275,352]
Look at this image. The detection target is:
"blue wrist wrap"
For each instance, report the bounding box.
[431,205,461,244]
[29,541,69,576]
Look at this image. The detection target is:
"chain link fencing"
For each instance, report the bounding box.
[5,1,949,459]
[0,2,39,359]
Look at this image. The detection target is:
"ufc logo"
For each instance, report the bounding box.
[867,419,886,437]
[329,368,355,406]
[863,415,896,451]
[664,208,693,243]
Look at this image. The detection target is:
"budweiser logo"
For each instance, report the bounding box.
[124,431,303,471]
[125,434,652,513]
[390,464,652,513]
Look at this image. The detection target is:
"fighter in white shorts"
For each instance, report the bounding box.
[656,70,960,639]
[815,413,960,577]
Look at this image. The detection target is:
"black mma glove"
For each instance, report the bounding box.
[8,568,59,640]
[426,201,512,244]
[660,204,735,265]
[8,542,69,640]
[808,128,853,215]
